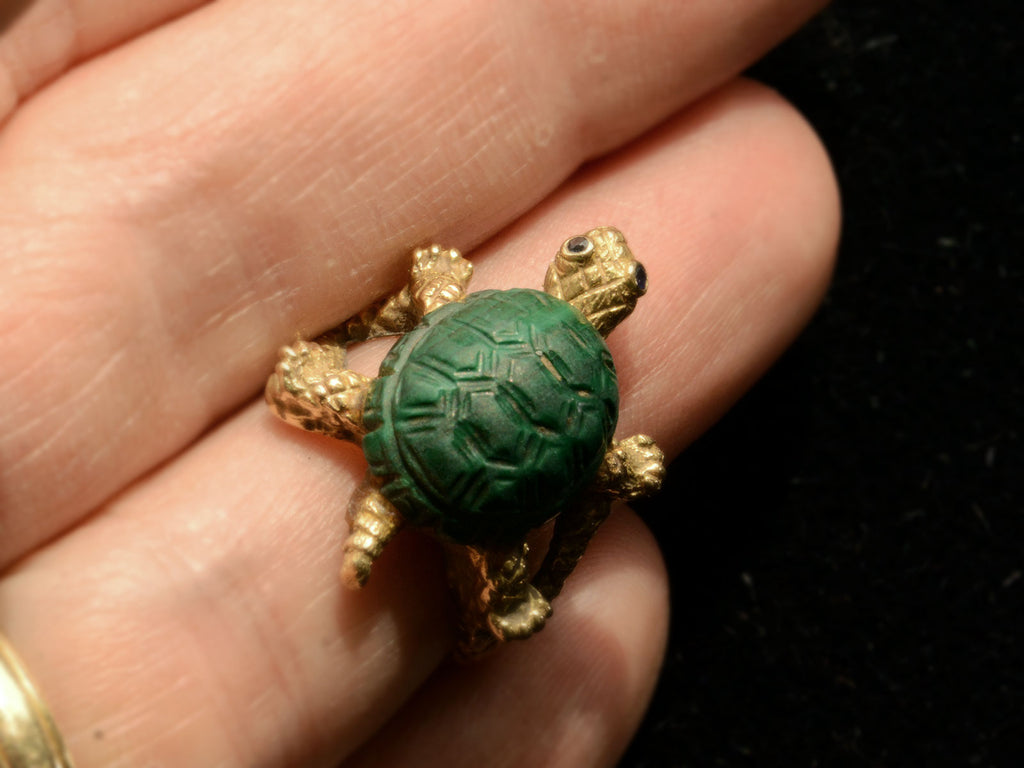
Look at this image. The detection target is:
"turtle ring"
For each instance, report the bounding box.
[266,227,665,658]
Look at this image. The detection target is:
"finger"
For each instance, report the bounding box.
[0,0,827,564]
[0,0,210,121]
[343,80,840,766]
[0,78,838,768]
[0,405,456,768]
[344,510,668,768]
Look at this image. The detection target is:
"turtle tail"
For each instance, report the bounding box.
[341,476,403,588]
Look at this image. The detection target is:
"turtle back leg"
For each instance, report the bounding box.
[532,497,612,602]
[407,244,473,316]
[533,435,666,600]
[440,443,663,657]
[445,541,552,659]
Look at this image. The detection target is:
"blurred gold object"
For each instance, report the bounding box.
[0,632,74,767]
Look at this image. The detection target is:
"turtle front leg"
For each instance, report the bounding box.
[408,244,473,316]
[322,244,475,344]
[592,434,666,501]
[342,474,403,588]
[265,339,372,443]
[533,435,666,600]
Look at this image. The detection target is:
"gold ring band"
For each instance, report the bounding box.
[0,632,74,768]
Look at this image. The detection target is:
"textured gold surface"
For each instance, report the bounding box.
[593,435,666,501]
[544,226,647,337]
[266,230,665,657]
[408,244,473,316]
[265,340,372,442]
[444,542,552,659]
[0,633,74,768]
[342,475,403,589]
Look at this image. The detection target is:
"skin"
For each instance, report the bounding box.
[0,1,838,767]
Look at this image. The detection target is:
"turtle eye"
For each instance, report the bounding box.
[632,263,648,295]
[561,236,593,261]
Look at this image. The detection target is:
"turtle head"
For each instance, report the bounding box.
[543,226,647,337]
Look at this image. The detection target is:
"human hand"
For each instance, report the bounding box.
[0,1,838,766]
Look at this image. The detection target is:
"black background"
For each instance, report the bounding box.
[624,2,1023,766]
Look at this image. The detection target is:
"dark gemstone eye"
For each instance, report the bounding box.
[634,263,648,294]
[564,236,592,257]
[566,236,590,253]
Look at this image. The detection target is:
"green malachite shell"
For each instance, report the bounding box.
[362,289,619,545]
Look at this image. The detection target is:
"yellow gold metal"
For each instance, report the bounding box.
[266,227,665,658]
[0,632,74,768]
[342,475,403,589]
[266,340,371,442]
[593,435,666,501]
[544,226,647,337]
[265,247,473,442]
[444,542,552,659]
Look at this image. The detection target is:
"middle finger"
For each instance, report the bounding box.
[0,0,825,565]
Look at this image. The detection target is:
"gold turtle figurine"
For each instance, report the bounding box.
[266,227,665,657]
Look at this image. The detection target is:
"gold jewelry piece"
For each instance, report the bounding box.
[267,228,664,657]
[0,633,74,768]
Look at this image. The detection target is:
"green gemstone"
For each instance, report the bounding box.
[363,289,618,545]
